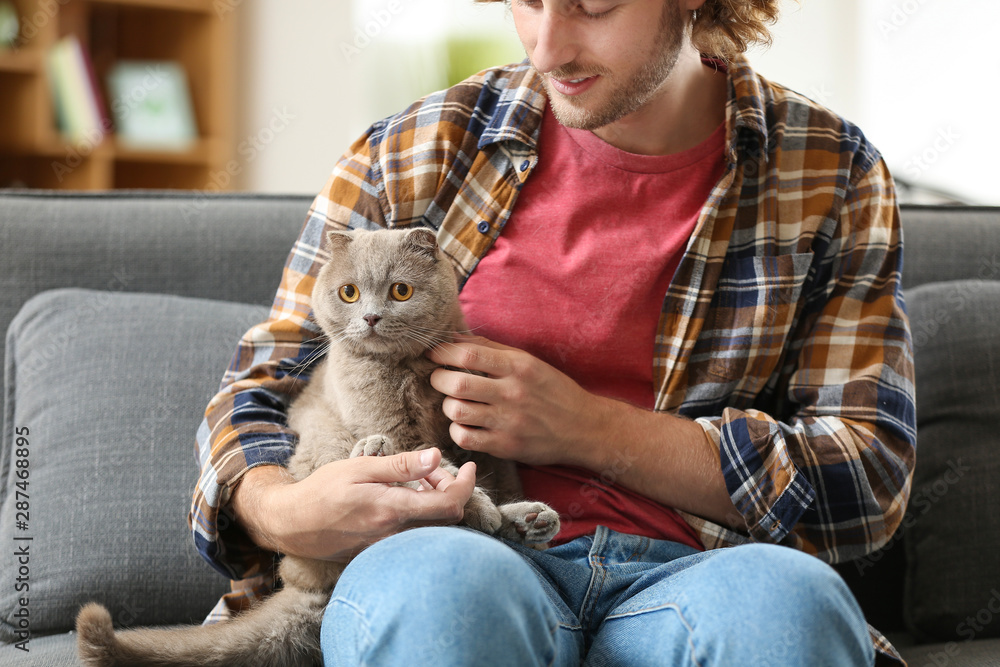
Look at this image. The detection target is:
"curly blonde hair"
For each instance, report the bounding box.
[691,0,783,59]
[478,0,785,60]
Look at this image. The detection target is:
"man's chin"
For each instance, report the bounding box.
[547,97,616,132]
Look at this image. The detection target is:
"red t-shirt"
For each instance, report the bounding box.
[459,105,726,548]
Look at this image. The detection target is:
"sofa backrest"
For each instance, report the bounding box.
[0,190,313,414]
[899,204,1000,289]
[4,194,999,429]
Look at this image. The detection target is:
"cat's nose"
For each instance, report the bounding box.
[363,314,382,327]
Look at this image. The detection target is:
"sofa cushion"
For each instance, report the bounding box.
[0,289,269,640]
[904,279,1000,642]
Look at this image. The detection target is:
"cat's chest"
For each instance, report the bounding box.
[336,357,445,444]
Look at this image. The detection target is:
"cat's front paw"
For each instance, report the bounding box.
[497,502,560,545]
[461,488,503,536]
[350,434,394,458]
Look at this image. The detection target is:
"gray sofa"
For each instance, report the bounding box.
[0,191,998,666]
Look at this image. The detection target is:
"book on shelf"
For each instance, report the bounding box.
[46,35,109,144]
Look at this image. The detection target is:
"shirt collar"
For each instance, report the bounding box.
[478,61,548,150]
[724,54,769,166]
[479,54,770,166]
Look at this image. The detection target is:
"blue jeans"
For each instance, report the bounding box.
[320,525,874,666]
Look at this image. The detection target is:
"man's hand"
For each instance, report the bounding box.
[427,334,611,467]
[427,334,740,527]
[231,448,476,562]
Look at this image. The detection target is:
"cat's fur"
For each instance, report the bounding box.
[76,227,560,667]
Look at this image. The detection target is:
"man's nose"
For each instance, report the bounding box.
[530,10,580,74]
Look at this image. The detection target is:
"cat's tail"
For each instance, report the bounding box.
[75,585,329,667]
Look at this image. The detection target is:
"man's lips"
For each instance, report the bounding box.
[548,74,599,96]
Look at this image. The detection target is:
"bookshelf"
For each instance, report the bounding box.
[0,0,234,189]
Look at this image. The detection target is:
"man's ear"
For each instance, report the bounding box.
[403,227,439,260]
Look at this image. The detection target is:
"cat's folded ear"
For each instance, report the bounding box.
[404,227,440,260]
[325,229,354,252]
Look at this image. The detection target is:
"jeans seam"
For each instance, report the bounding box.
[327,596,375,666]
[603,603,703,667]
[581,556,607,631]
[624,537,651,563]
[544,617,559,667]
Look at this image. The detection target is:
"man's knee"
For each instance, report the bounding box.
[339,526,530,593]
[735,544,851,594]
[715,545,871,651]
[329,526,547,620]
[322,526,563,666]
[674,544,873,665]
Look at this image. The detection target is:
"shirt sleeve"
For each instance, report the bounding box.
[691,158,916,563]
[188,131,388,579]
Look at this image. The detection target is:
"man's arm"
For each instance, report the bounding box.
[427,335,737,524]
[229,450,477,562]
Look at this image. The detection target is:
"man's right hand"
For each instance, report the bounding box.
[229,447,476,562]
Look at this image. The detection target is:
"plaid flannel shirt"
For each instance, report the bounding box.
[190,56,915,664]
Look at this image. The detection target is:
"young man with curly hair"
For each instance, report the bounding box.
[193,0,915,664]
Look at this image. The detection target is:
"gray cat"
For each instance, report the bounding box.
[75,227,560,667]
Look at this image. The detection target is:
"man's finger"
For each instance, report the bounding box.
[427,340,510,376]
[430,367,496,403]
[353,447,441,483]
[435,461,477,494]
[421,464,457,489]
[453,333,515,351]
[396,461,477,524]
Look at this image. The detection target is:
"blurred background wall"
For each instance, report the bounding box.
[200,0,1000,203]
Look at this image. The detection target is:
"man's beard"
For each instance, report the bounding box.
[538,2,686,131]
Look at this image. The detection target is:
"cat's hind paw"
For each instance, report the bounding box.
[351,434,394,458]
[497,502,560,545]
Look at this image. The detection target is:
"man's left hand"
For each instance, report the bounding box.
[427,334,610,467]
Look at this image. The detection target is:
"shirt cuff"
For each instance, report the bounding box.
[696,409,816,544]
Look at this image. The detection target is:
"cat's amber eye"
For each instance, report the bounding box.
[338,284,360,303]
[390,283,413,301]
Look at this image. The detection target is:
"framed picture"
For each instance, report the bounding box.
[107,60,198,149]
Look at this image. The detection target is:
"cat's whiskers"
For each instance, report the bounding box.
[284,331,353,378]
[401,329,447,347]
[285,343,330,378]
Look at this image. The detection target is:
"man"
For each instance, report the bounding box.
[191,0,916,664]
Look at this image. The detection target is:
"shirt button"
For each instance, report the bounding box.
[477,220,490,234]
[519,160,530,172]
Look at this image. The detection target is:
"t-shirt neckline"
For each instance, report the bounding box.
[552,105,726,175]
